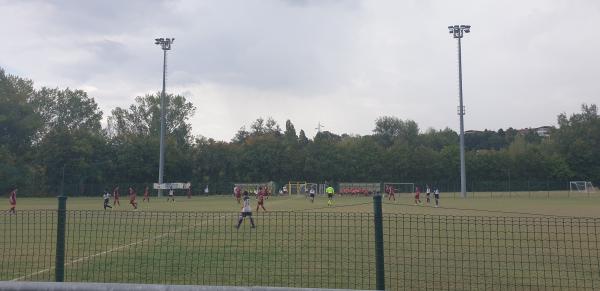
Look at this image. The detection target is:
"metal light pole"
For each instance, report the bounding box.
[155,37,174,197]
[448,25,470,198]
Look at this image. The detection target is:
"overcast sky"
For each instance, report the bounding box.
[1,0,599,141]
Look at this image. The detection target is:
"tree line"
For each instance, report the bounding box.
[1,68,599,196]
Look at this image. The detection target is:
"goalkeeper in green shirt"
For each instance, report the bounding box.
[326,185,335,207]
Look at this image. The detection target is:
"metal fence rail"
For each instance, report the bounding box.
[1,210,375,289]
[2,207,599,290]
[383,214,600,290]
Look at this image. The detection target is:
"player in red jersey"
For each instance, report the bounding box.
[113,186,120,206]
[256,187,267,212]
[8,187,17,215]
[414,186,422,205]
[234,186,242,204]
[386,185,396,201]
[128,186,138,209]
[143,186,150,202]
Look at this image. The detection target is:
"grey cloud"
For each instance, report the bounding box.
[0,0,599,140]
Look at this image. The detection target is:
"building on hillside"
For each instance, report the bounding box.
[534,126,553,137]
[465,130,483,134]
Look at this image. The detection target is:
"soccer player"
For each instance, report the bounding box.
[103,189,112,210]
[426,185,431,204]
[309,186,316,203]
[143,186,150,202]
[128,186,138,209]
[326,185,335,207]
[236,191,256,229]
[386,185,396,201]
[414,186,422,205]
[187,184,192,199]
[167,187,175,202]
[256,187,267,212]
[112,186,120,206]
[234,186,242,204]
[8,187,17,215]
[434,187,440,208]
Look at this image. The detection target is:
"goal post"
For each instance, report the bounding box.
[287,181,307,195]
[383,182,415,195]
[569,181,596,193]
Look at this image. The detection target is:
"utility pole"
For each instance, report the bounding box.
[448,25,470,198]
[154,37,174,197]
[315,122,324,134]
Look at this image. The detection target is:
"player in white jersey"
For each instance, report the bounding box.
[309,187,316,203]
[236,191,256,229]
[426,185,431,204]
[434,188,440,207]
[167,187,175,202]
[103,190,112,210]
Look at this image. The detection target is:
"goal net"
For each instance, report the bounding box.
[287,181,308,195]
[383,183,415,195]
[306,183,325,195]
[569,181,596,193]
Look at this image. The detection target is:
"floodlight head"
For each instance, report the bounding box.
[155,37,174,50]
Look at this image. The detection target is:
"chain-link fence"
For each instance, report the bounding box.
[2,199,599,289]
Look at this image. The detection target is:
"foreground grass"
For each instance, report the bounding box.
[2,195,600,290]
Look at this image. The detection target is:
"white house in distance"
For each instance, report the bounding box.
[465,126,554,137]
[534,126,553,137]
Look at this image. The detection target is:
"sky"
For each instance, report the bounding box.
[1,0,599,141]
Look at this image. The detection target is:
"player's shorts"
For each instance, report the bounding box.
[328,194,333,199]
[309,194,315,197]
[241,211,252,217]
[258,201,264,205]
[415,194,420,199]
[426,193,431,197]
[434,194,440,199]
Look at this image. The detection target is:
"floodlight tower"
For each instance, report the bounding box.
[155,37,174,197]
[448,24,470,198]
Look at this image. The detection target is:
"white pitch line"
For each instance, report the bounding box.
[11,214,229,281]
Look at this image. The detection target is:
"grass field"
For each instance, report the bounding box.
[2,193,600,290]
[9,191,600,217]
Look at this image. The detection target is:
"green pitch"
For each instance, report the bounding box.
[10,192,600,217]
[2,194,600,289]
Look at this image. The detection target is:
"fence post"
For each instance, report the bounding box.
[55,167,67,282]
[373,194,385,290]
